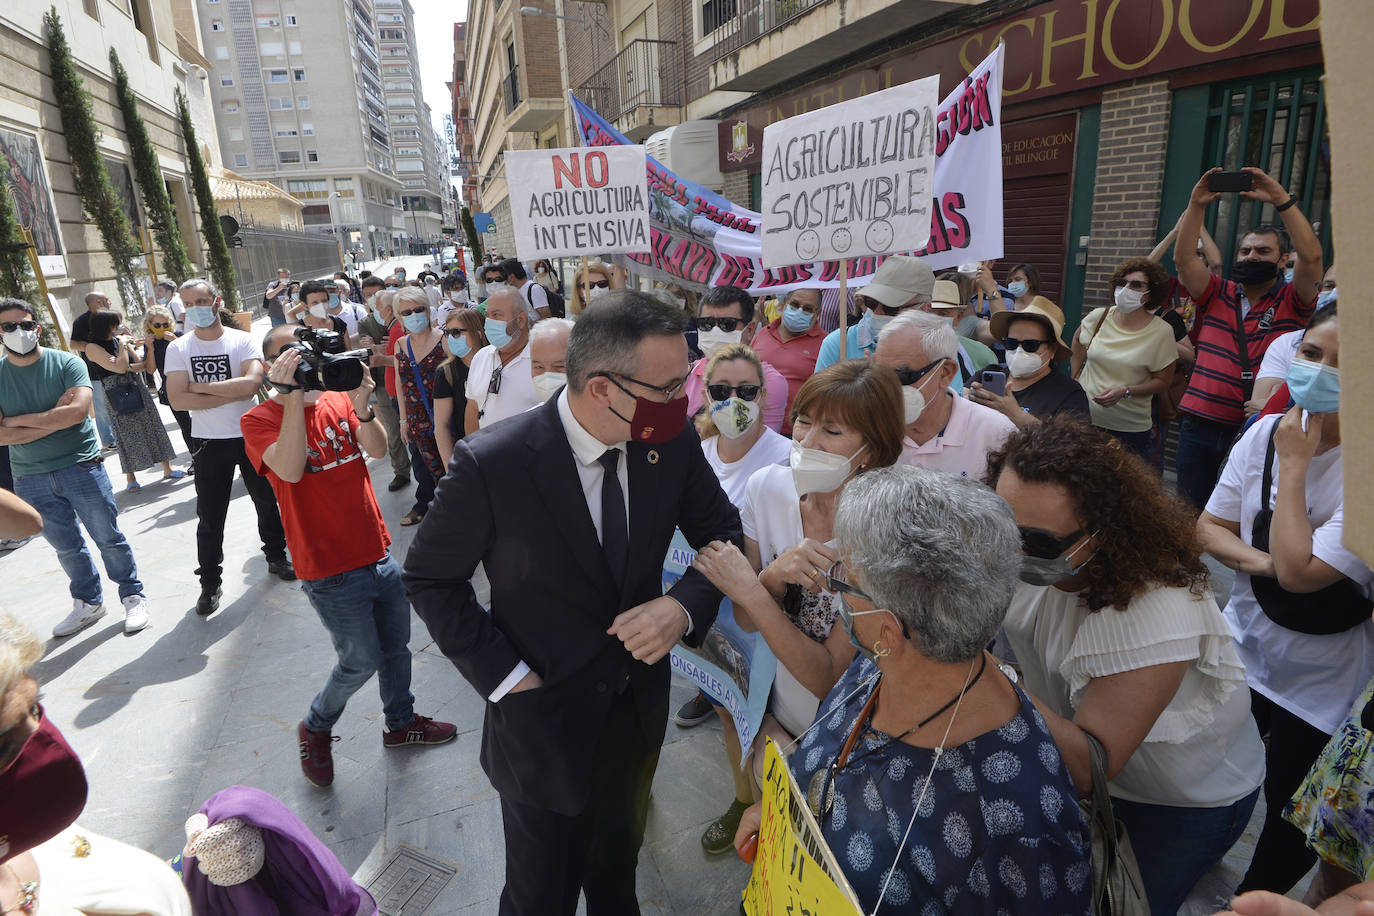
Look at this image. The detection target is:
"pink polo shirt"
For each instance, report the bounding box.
[684,357,788,434]
[750,319,827,433]
[899,392,1016,481]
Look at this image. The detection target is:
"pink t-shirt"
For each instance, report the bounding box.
[899,392,1016,480]
[684,357,788,433]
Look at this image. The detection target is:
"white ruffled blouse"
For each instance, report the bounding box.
[1002,581,1266,809]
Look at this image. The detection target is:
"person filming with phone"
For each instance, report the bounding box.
[1172,165,1322,510]
[971,297,1089,427]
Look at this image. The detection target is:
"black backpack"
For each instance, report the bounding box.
[527,282,565,318]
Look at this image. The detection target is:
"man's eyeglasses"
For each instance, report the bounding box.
[783,299,819,314]
[398,306,428,317]
[858,295,921,317]
[697,317,743,332]
[893,358,944,387]
[596,371,684,401]
[1114,280,1149,292]
[1003,337,1049,354]
[0,320,37,333]
[706,383,762,402]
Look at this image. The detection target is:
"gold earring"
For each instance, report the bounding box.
[873,640,892,659]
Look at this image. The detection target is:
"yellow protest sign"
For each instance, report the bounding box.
[741,737,864,916]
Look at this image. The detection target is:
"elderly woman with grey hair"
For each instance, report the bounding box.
[727,466,1092,914]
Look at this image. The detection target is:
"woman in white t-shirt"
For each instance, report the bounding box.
[1071,258,1179,459]
[688,343,793,854]
[1198,302,1374,898]
[987,415,1265,916]
[691,360,905,781]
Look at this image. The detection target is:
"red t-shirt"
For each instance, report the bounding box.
[1178,273,1314,426]
[241,391,391,581]
[384,322,405,398]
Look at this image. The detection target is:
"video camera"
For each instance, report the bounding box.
[278,326,370,392]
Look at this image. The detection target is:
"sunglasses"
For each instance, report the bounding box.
[1003,336,1050,354]
[893,357,944,387]
[706,382,762,402]
[150,323,172,330]
[697,317,743,332]
[0,320,37,333]
[443,328,468,338]
[398,306,428,316]
[1019,526,1087,560]
[584,279,610,289]
[1114,280,1149,292]
[487,364,503,394]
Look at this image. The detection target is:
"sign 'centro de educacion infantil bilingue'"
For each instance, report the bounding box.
[506,146,653,260]
[761,74,939,267]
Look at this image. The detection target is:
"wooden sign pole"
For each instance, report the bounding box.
[838,258,849,361]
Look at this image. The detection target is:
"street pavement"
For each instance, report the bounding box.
[0,261,1289,913]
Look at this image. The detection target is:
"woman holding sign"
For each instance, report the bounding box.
[720,466,1092,913]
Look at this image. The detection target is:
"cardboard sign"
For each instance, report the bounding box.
[741,738,864,916]
[760,75,939,268]
[505,146,651,260]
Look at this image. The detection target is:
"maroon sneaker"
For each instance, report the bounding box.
[298,721,340,787]
[382,714,458,748]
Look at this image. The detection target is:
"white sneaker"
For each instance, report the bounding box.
[122,594,150,635]
[53,599,106,637]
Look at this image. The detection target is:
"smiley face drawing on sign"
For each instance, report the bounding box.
[865,219,894,253]
[796,229,821,261]
[831,227,852,254]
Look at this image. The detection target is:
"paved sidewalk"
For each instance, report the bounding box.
[0,302,1289,913]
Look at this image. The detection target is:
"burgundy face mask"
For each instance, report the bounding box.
[0,711,88,864]
[602,373,689,444]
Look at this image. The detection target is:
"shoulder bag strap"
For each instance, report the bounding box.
[404,338,434,425]
[1260,419,1279,514]
[1232,283,1254,401]
[1080,307,1107,349]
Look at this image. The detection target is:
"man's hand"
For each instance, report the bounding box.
[1241,167,1291,208]
[350,366,376,413]
[608,596,689,665]
[507,670,543,694]
[267,349,303,390]
[1190,168,1223,208]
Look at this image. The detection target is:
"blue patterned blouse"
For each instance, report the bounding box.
[791,656,1093,914]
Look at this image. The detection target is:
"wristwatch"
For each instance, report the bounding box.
[1123,387,1133,399]
[356,410,376,423]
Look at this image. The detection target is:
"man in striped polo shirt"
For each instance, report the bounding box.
[1172,166,1322,510]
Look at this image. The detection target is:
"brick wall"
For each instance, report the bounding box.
[520,0,564,98]
[564,4,617,105]
[1083,78,1171,303]
[721,169,750,208]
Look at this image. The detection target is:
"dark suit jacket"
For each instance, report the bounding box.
[403,395,743,815]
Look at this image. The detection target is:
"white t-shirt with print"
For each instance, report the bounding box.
[1257,328,1304,383]
[1205,414,1374,734]
[164,326,263,439]
[740,463,843,736]
[702,427,792,506]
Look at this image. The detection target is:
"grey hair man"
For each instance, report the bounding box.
[529,317,574,404]
[464,288,537,433]
[875,310,1014,478]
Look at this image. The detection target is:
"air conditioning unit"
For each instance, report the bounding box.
[645,121,724,193]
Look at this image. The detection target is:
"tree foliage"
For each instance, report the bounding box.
[109,48,193,284]
[0,156,59,347]
[43,7,143,316]
[174,88,238,310]
[461,206,484,266]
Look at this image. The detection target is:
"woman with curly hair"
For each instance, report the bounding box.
[986,416,1265,916]
[1071,258,1179,459]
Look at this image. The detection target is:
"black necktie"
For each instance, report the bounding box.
[598,449,629,589]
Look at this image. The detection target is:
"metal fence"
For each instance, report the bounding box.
[575,40,682,124]
[225,226,344,312]
[707,0,825,63]
[504,66,522,114]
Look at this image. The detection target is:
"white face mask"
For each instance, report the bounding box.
[309,303,329,319]
[1114,286,1145,313]
[2,327,39,355]
[587,285,610,302]
[901,360,946,424]
[710,396,760,439]
[790,440,864,497]
[449,290,468,303]
[1007,346,1046,378]
[866,312,893,336]
[697,327,742,360]
[531,370,566,403]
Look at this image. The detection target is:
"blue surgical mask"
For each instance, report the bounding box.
[446,334,471,358]
[1317,288,1338,308]
[782,305,813,333]
[484,316,512,349]
[328,292,340,308]
[186,305,217,328]
[1008,281,1028,298]
[155,297,169,306]
[1286,356,1340,413]
[371,306,387,324]
[402,311,431,334]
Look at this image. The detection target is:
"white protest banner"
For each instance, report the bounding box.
[570,43,1003,294]
[505,146,651,260]
[760,75,939,268]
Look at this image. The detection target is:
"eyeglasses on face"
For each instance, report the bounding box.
[0,320,37,333]
[1018,526,1086,560]
[1003,336,1049,354]
[1114,280,1149,292]
[584,279,610,289]
[398,306,428,317]
[596,371,685,401]
[706,382,762,402]
[443,328,468,338]
[784,299,820,314]
[821,560,871,601]
[150,323,172,330]
[697,316,743,332]
[893,358,944,387]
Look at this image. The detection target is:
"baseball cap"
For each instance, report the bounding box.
[859,256,935,309]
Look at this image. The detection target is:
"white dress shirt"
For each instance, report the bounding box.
[488,388,691,701]
[466,342,541,428]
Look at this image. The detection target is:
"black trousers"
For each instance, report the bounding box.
[1236,689,1334,894]
[191,436,287,589]
[497,688,659,916]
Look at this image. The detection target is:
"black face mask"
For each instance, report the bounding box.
[1231,259,1279,286]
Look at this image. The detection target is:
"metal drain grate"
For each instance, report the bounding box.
[363,844,457,915]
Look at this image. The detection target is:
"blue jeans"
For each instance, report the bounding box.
[1103,427,1153,462]
[90,383,117,449]
[14,459,143,603]
[1112,786,1261,916]
[1175,412,1241,510]
[300,553,415,732]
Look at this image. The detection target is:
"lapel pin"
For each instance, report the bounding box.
[647,450,660,465]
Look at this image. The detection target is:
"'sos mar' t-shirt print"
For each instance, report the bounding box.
[164,327,264,440]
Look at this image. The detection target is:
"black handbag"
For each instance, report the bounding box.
[1249,423,1372,634]
[105,375,144,415]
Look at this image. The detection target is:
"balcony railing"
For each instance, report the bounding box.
[574,40,681,123]
[708,0,827,62]
[503,66,521,114]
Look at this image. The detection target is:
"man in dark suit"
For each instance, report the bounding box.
[403,292,743,915]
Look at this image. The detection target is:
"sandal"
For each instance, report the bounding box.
[163,469,187,481]
[124,481,142,493]
[400,510,424,527]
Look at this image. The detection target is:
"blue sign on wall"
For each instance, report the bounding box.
[473,212,496,234]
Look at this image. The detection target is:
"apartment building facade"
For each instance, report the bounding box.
[450,22,479,213]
